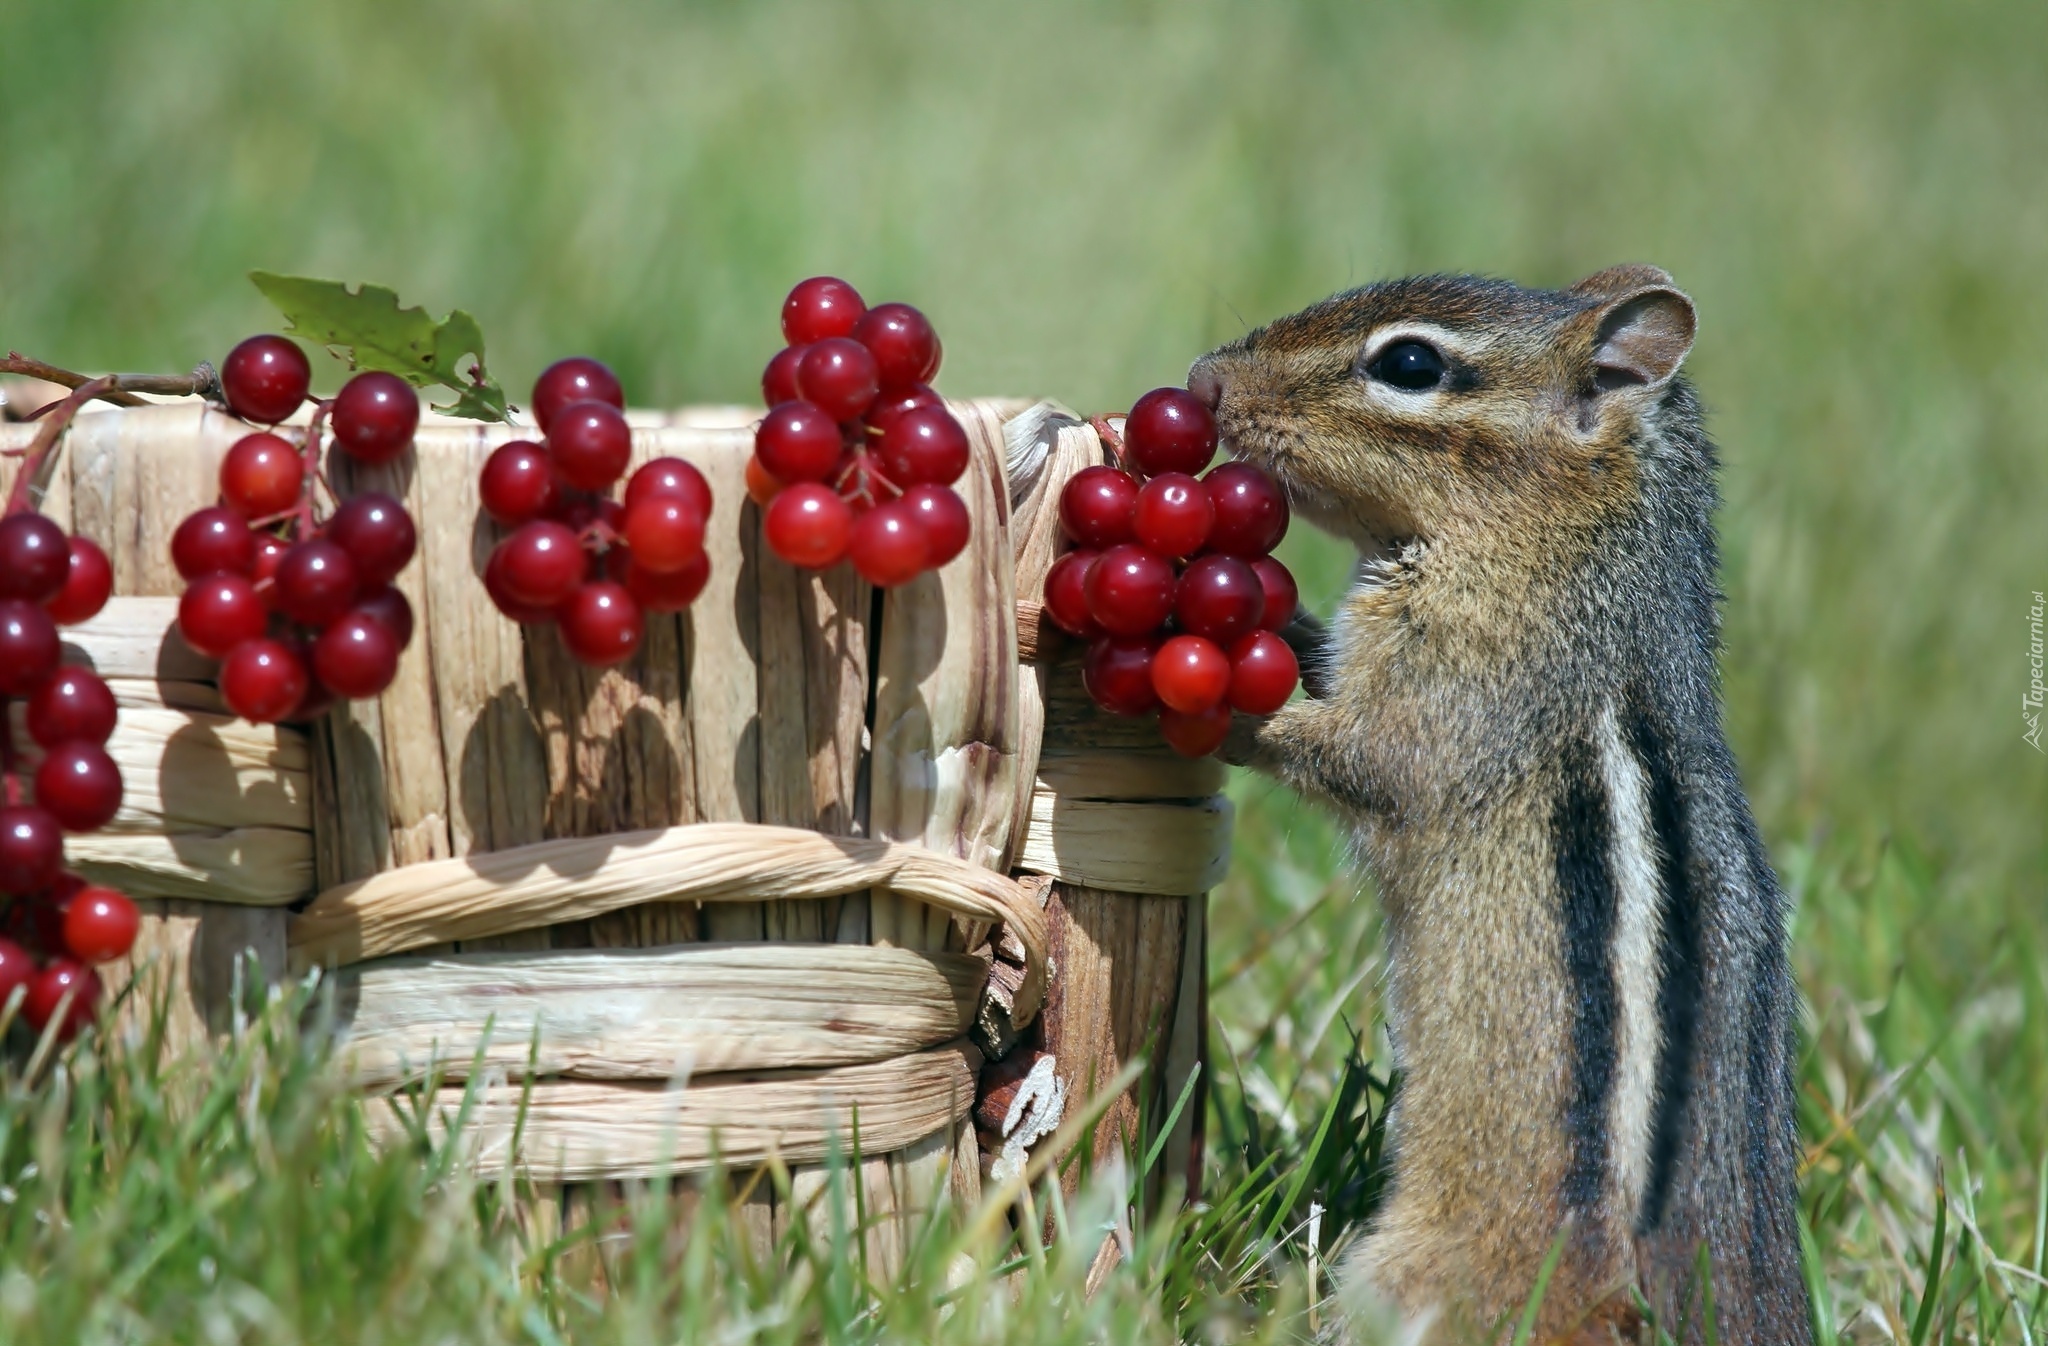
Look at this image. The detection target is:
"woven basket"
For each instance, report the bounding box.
[0,393,1230,1258]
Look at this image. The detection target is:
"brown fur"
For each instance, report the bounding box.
[1197,269,1810,1342]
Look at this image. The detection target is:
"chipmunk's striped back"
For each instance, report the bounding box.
[1196,268,1810,1341]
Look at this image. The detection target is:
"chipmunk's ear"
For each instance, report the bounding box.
[1573,268,1696,391]
[1591,288,1695,389]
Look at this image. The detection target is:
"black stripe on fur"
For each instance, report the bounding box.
[1553,735,1620,1212]
[1628,704,1704,1233]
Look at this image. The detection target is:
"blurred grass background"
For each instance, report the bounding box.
[3,0,2044,1337]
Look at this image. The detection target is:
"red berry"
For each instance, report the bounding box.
[556,582,644,666]
[45,536,113,627]
[1151,634,1231,714]
[745,456,784,508]
[330,371,420,464]
[1041,550,1101,638]
[171,506,256,579]
[852,303,941,387]
[795,338,881,422]
[624,457,713,521]
[479,440,559,525]
[1203,463,1290,558]
[0,514,70,603]
[763,344,807,406]
[623,550,710,613]
[1158,703,1233,758]
[218,432,303,519]
[1058,466,1140,549]
[175,575,266,658]
[847,501,929,587]
[532,357,625,433]
[1174,554,1264,647]
[354,586,415,648]
[1083,636,1160,717]
[763,484,853,570]
[313,611,401,699]
[0,888,63,952]
[865,383,944,433]
[1251,556,1299,631]
[755,400,846,483]
[34,741,123,832]
[876,407,969,486]
[326,492,417,588]
[0,938,33,1010]
[287,665,337,722]
[623,496,706,574]
[0,806,63,894]
[482,547,556,624]
[273,539,361,628]
[900,484,971,567]
[25,669,117,748]
[1124,387,1218,477]
[493,521,584,609]
[547,400,634,492]
[220,335,310,424]
[1132,472,1214,558]
[545,493,607,534]
[220,637,311,722]
[1228,630,1300,715]
[62,887,138,963]
[251,533,288,585]
[23,959,98,1038]
[782,276,866,345]
[1083,544,1176,637]
[0,600,60,695]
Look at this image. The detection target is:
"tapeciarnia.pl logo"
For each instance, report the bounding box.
[2026,590,2045,753]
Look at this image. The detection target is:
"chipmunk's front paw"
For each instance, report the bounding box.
[1220,712,1270,768]
[1221,699,1320,773]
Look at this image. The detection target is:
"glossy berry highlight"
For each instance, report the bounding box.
[331,371,420,464]
[220,335,310,424]
[781,277,866,345]
[1123,387,1218,477]
[45,536,112,626]
[532,357,624,432]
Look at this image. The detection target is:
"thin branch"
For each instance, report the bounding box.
[5,374,114,515]
[2,354,222,411]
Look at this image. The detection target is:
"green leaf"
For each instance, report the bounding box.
[249,271,508,421]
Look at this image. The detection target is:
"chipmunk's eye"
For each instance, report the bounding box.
[1365,340,1446,392]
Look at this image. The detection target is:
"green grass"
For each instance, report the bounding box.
[2,0,2043,1338]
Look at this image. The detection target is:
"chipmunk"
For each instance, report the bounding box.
[1191,267,1809,1343]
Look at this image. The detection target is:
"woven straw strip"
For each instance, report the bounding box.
[333,942,988,1086]
[289,821,1047,1024]
[368,1039,980,1182]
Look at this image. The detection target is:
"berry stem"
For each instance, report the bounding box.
[4,374,115,517]
[0,696,20,808]
[295,400,334,536]
[2,353,222,413]
[1088,413,1131,472]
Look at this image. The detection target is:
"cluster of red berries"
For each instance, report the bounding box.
[172,335,421,723]
[1042,388,1301,758]
[749,277,972,586]
[0,512,135,1038]
[479,358,712,665]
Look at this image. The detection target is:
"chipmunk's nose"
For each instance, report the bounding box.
[1187,365,1224,412]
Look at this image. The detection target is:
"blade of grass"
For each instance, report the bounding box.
[1801,1208,1839,1346]
[1509,1224,1570,1346]
[1695,1240,1721,1346]
[1259,1081,1344,1247]
[1910,1160,1950,1346]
